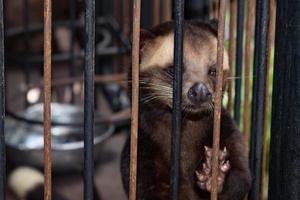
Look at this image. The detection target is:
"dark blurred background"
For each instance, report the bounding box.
[4,1,211,199]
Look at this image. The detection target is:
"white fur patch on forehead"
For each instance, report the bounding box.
[209,38,230,71]
[140,33,174,72]
[140,32,230,72]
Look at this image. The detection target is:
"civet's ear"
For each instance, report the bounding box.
[209,18,218,31]
[140,29,156,53]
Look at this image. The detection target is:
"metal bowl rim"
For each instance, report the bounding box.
[6,124,115,151]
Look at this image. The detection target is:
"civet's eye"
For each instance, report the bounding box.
[208,67,217,77]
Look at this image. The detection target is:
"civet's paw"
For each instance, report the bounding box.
[195,146,230,193]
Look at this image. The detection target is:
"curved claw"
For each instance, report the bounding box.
[196,146,231,194]
[204,146,212,158]
[220,160,231,172]
[219,147,229,161]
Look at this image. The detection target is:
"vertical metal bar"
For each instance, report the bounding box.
[122,0,130,36]
[69,0,76,103]
[163,0,172,22]
[170,1,184,199]
[122,0,130,87]
[129,1,141,200]
[211,0,226,199]
[152,0,160,26]
[44,0,52,199]
[243,0,255,144]
[212,0,218,18]
[234,0,245,125]
[227,0,237,112]
[248,0,269,199]
[0,0,5,198]
[268,1,300,199]
[84,0,95,199]
[113,0,121,23]
[112,0,122,76]
[260,0,275,199]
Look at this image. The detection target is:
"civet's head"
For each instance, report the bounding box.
[139,20,229,114]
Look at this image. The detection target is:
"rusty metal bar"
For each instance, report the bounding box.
[113,0,121,24]
[248,0,269,198]
[260,0,275,199]
[0,0,5,198]
[243,0,255,144]
[129,0,141,200]
[211,0,226,199]
[227,0,237,112]
[44,0,52,199]
[84,0,95,199]
[122,0,130,36]
[212,0,219,18]
[152,0,160,26]
[234,0,245,125]
[171,0,184,199]
[163,0,172,22]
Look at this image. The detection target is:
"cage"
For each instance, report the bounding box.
[0,0,298,200]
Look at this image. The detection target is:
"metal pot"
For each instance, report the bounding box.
[5,103,115,172]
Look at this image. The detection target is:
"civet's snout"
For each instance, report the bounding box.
[187,82,212,104]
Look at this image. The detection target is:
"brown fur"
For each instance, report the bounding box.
[121,20,251,200]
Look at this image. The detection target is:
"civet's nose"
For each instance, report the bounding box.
[187,82,212,104]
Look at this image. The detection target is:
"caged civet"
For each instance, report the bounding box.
[121,20,251,200]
